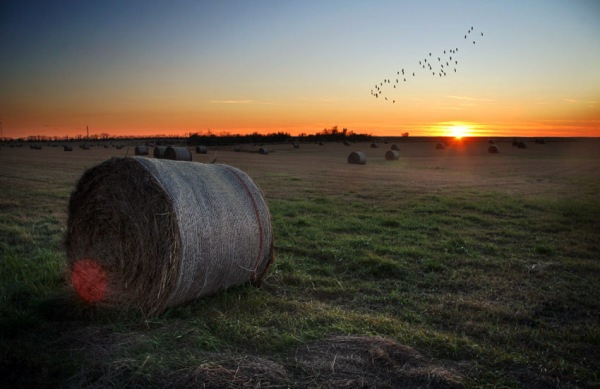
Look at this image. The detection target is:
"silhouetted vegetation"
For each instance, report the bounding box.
[189,126,373,146]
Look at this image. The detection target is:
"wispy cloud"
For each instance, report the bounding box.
[208,99,277,105]
[563,98,598,106]
[446,95,493,102]
[432,106,465,110]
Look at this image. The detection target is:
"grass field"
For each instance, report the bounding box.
[1,138,599,387]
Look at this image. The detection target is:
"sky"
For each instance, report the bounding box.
[1,0,599,139]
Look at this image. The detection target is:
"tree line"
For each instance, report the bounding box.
[189,127,373,146]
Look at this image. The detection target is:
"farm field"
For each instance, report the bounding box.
[1,138,599,387]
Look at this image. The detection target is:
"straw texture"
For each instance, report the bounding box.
[65,157,274,315]
[165,146,192,161]
[154,146,168,159]
[385,150,400,160]
[347,151,367,165]
[488,145,499,154]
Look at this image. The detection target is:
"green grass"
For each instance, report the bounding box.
[1,148,599,387]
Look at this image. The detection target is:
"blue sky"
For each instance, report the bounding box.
[1,0,599,137]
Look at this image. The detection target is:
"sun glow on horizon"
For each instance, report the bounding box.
[430,122,477,138]
[450,125,469,139]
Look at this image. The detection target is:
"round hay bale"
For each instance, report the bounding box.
[488,144,499,154]
[517,141,527,149]
[259,148,269,155]
[435,142,445,150]
[292,143,300,149]
[343,141,350,146]
[390,144,400,151]
[385,150,400,160]
[64,145,73,152]
[135,145,149,155]
[65,157,274,315]
[370,143,378,148]
[164,146,192,161]
[196,145,208,154]
[348,151,366,165]
[153,146,168,159]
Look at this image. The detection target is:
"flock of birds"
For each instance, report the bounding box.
[371,26,484,104]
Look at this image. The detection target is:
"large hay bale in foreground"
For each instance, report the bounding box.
[385,150,400,160]
[135,145,148,155]
[164,146,192,161]
[348,151,366,165]
[153,146,168,159]
[65,157,274,315]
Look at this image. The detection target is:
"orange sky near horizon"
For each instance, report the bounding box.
[1,1,599,140]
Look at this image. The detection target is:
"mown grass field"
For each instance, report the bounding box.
[1,138,599,387]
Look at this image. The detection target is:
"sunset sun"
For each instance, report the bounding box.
[450,125,469,139]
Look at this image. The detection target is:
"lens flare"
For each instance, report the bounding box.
[72,259,107,303]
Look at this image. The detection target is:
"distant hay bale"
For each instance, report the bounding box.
[153,146,168,159]
[164,146,192,161]
[370,143,378,148]
[435,142,445,150]
[348,151,367,165]
[488,145,499,154]
[390,144,400,151]
[385,150,400,160]
[135,145,149,155]
[343,141,350,146]
[292,143,300,149]
[512,139,519,147]
[196,145,208,154]
[65,157,274,316]
[64,145,73,152]
[259,148,269,155]
[517,141,527,149]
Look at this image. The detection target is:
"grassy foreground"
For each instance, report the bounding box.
[1,139,599,387]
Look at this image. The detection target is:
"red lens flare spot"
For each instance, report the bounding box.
[72,259,107,303]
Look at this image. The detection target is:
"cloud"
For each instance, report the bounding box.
[432,106,465,110]
[563,98,598,106]
[208,99,282,106]
[446,95,493,102]
[209,100,257,104]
